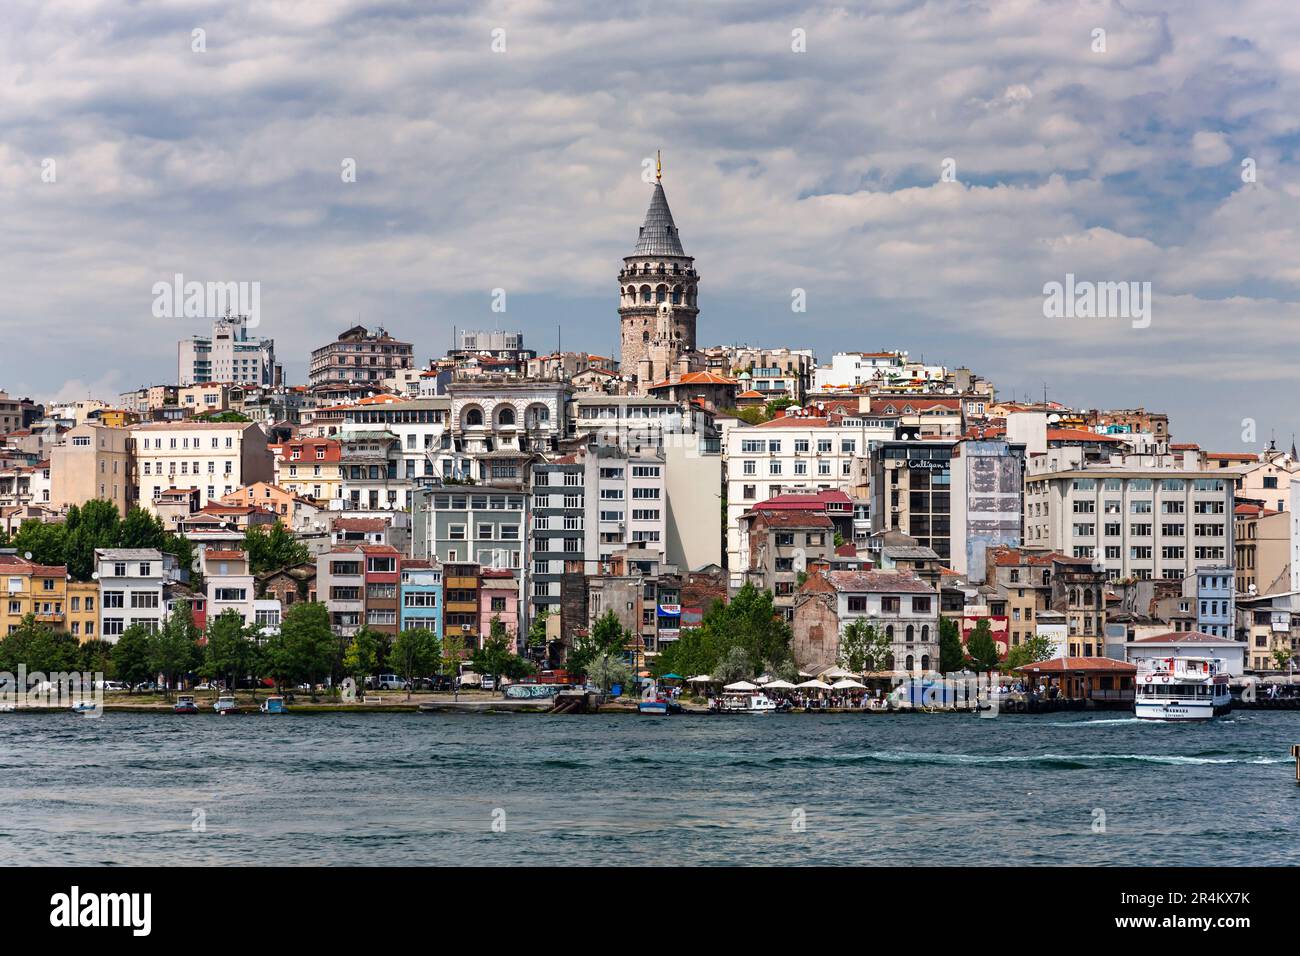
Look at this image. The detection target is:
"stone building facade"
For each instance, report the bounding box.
[618,169,699,392]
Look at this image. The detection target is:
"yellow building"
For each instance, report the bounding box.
[67,581,99,642]
[0,556,69,636]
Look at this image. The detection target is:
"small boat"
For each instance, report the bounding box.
[70,700,100,714]
[173,695,198,714]
[213,695,241,715]
[638,698,670,715]
[1134,656,1233,721]
[260,696,286,714]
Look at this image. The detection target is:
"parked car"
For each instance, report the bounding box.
[375,674,405,691]
[101,681,127,692]
[481,676,496,692]
[194,682,215,691]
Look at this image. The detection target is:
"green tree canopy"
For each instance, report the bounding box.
[278,602,336,694]
[0,616,81,673]
[390,628,441,698]
[838,619,892,674]
[111,624,155,690]
[244,521,311,575]
[965,618,1001,673]
[939,617,965,674]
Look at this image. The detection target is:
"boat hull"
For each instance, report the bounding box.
[1134,698,1232,721]
[637,701,670,715]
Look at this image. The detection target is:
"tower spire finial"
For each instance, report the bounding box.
[656,149,662,183]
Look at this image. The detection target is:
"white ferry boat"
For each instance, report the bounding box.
[1134,656,1232,721]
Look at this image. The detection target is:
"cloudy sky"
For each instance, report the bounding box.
[2,0,1298,448]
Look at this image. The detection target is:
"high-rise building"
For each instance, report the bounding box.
[178,315,278,387]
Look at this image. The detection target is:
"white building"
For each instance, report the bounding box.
[1024,446,1235,582]
[724,411,893,580]
[203,548,256,627]
[131,421,274,509]
[178,315,277,387]
[95,548,183,641]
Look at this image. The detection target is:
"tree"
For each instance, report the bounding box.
[586,650,631,694]
[939,617,965,674]
[111,624,154,691]
[704,583,793,674]
[279,602,336,698]
[1273,645,1294,671]
[441,633,466,699]
[713,644,753,685]
[838,619,892,675]
[244,522,311,575]
[568,610,630,677]
[77,639,116,680]
[527,608,550,654]
[469,620,534,694]
[149,604,202,699]
[390,628,440,699]
[120,507,166,550]
[0,616,80,673]
[1003,633,1057,672]
[343,627,380,690]
[965,618,1000,674]
[203,608,254,693]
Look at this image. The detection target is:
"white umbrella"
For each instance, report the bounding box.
[797,670,813,678]
[831,678,867,690]
[723,680,759,692]
[686,675,714,684]
[764,679,798,690]
[796,679,832,690]
[821,666,856,680]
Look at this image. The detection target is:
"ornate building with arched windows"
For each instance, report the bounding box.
[618,164,700,392]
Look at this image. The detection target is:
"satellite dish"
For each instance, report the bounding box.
[23,552,32,560]
[91,571,99,581]
[1048,414,1061,423]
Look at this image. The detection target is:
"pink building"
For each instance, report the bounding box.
[479,569,520,652]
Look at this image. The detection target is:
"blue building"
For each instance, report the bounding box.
[399,558,442,637]
[1195,566,1235,638]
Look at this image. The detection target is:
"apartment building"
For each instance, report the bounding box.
[399,559,441,636]
[49,423,132,514]
[338,397,452,490]
[203,548,256,626]
[411,485,526,571]
[273,437,344,502]
[0,554,68,636]
[739,508,835,619]
[442,562,482,648]
[309,325,414,387]
[179,315,277,387]
[131,421,273,509]
[95,549,183,640]
[725,411,891,582]
[1025,447,1234,582]
[871,439,959,564]
[479,569,520,646]
[792,570,940,675]
[985,547,1107,656]
[317,546,365,637]
[336,430,405,511]
[1234,504,1290,595]
[1195,566,1234,638]
[67,581,98,641]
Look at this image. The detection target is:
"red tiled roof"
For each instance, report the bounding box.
[754,490,854,509]
[1017,657,1136,673]
[646,371,737,390]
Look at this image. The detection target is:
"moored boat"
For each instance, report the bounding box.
[1134,656,1232,721]
[638,698,670,715]
[173,695,198,714]
[260,696,285,714]
[213,695,241,715]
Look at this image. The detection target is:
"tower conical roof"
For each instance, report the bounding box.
[632,182,686,257]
